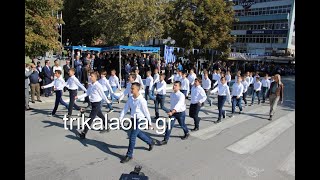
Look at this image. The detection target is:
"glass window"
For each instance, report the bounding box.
[266,37,271,43]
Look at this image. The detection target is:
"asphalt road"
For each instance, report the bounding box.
[25,76,295,180]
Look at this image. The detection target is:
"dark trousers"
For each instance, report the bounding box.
[145,86,150,100]
[68,89,81,116]
[181,90,188,98]
[52,90,68,115]
[232,96,243,113]
[83,101,106,134]
[251,90,261,104]
[189,103,201,128]
[127,118,152,158]
[154,94,169,118]
[218,95,227,119]
[248,84,254,95]
[261,87,268,101]
[212,80,217,89]
[242,91,248,105]
[164,111,189,141]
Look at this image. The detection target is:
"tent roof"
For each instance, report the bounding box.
[64,46,102,52]
[101,45,160,52]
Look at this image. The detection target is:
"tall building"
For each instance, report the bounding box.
[231,0,295,57]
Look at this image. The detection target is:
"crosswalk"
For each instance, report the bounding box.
[189,103,295,177]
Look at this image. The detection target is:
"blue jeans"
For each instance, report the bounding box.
[251,90,261,104]
[154,94,169,118]
[261,87,268,101]
[181,90,188,98]
[164,111,189,141]
[83,101,106,134]
[149,84,156,101]
[52,90,68,115]
[126,118,153,158]
[102,91,113,110]
[218,95,227,119]
[111,86,118,104]
[232,96,242,113]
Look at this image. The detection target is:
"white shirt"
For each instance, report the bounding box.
[249,76,254,84]
[52,66,62,73]
[188,73,197,85]
[190,85,207,104]
[123,82,132,96]
[98,77,113,92]
[225,74,231,82]
[261,78,271,88]
[242,80,249,93]
[231,82,244,97]
[119,94,152,125]
[156,80,166,95]
[77,81,110,103]
[245,76,250,84]
[253,81,262,91]
[109,75,121,90]
[173,74,182,82]
[136,74,144,88]
[211,83,231,103]
[170,91,186,112]
[212,73,220,81]
[153,73,160,84]
[42,76,66,90]
[202,77,211,90]
[145,76,154,90]
[66,75,86,91]
[253,75,260,84]
[180,77,190,95]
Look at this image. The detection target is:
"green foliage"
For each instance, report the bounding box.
[165,0,235,60]
[25,0,63,57]
[63,0,166,46]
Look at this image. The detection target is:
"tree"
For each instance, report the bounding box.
[25,0,63,57]
[69,0,166,46]
[165,0,235,61]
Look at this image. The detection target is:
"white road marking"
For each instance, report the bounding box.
[226,112,295,154]
[191,105,270,140]
[278,149,295,176]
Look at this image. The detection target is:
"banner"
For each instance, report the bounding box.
[164,45,176,64]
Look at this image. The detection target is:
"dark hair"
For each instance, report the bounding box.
[220,76,226,81]
[45,60,49,65]
[195,78,202,84]
[160,73,166,78]
[129,73,136,80]
[100,70,107,76]
[55,70,62,75]
[69,68,75,72]
[54,59,58,63]
[131,82,141,89]
[90,71,99,78]
[174,81,181,86]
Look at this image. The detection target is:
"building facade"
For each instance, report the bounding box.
[231,0,295,56]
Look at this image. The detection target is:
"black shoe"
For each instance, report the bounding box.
[215,119,221,123]
[191,127,199,131]
[160,140,168,145]
[223,111,226,118]
[229,114,234,118]
[25,107,33,111]
[268,115,273,121]
[239,111,242,114]
[181,133,190,140]
[37,100,42,102]
[258,101,260,105]
[31,101,35,103]
[148,140,156,151]
[77,131,85,139]
[120,156,132,163]
[262,101,265,103]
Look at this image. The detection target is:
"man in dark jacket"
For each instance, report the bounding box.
[43,60,53,97]
[29,65,42,103]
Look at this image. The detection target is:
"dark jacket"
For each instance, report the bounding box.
[43,65,53,83]
[63,64,70,81]
[29,71,40,84]
[267,81,284,101]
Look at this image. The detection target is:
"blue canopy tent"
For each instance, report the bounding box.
[64,46,102,68]
[100,45,161,86]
